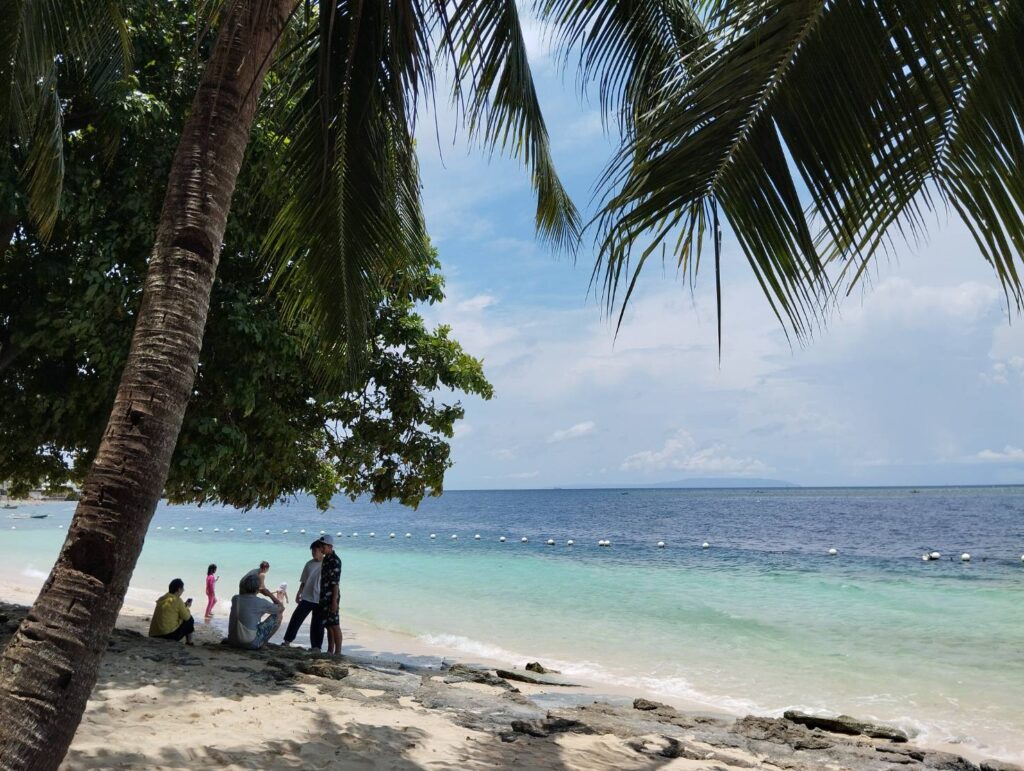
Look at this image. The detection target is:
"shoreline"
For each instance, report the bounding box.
[1,574,1019,769]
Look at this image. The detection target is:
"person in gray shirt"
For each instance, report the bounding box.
[282,540,325,649]
[227,572,283,649]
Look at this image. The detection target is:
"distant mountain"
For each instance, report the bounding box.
[567,477,799,490]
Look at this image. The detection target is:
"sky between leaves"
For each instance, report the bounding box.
[415,16,1024,489]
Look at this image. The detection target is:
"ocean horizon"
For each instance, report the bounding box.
[3,485,1023,763]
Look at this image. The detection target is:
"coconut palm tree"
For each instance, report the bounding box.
[2,1,1023,769]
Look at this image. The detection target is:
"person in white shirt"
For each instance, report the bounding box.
[282,540,325,650]
[227,572,283,649]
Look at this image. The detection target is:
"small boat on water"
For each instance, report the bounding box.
[8,513,47,520]
[2,503,17,509]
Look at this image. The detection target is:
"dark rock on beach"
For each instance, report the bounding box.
[633,697,673,712]
[525,661,560,674]
[495,668,580,687]
[784,710,909,742]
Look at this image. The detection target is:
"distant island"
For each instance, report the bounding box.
[568,477,799,490]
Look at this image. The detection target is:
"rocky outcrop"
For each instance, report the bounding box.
[495,668,579,687]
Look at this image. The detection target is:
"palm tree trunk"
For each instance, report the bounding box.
[0,2,294,768]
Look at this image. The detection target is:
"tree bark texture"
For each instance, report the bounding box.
[0,2,294,768]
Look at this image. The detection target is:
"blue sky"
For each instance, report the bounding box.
[414,22,1024,489]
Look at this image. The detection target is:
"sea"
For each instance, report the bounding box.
[2,486,1023,762]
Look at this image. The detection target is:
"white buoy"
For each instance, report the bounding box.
[170,526,176,531]
[828,548,837,556]
[282,529,288,534]
[183,526,189,532]
[702,542,710,549]
[599,539,611,547]
[567,539,574,546]
[389,533,396,539]
[299,529,306,534]
[336,532,342,537]
[10,526,14,530]
[930,551,941,560]
[320,530,326,535]
[197,527,203,532]
[546,539,555,546]
[264,529,270,535]
[521,536,528,543]
[156,526,162,531]
[451,534,458,540]
[922,554,931,561]
[58,524,63,529]
[657,541,666,548]
[474,534,481,540]
[246,527,251,532]
[405,533,412,538]
[213,528,219,533]
[229,527,234,532]
[352,532,358,537]
[430,533,437,539]
[369,532,376,538]
[499,536,506,542]
[960,553,971,562]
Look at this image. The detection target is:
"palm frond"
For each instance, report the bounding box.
[1,0,129,237]
[535,0,705,139]
[442,0,581,252]
[596,0,1024,337]
[263,0,432,379]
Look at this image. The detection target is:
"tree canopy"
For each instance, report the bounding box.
[0,3,492,509]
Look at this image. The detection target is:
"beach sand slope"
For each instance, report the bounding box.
[0,604,1016,771]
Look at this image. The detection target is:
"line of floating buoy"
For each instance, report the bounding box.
[369,532,375,537]
[389,533,395,538]
[567,539,574,546]
[405,533,412,538]
[598,539,611,547]
[546,539,555,546]
[499,536,506,542]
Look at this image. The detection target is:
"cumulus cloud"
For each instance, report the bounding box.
[621,430,769,476]
[547,421,596,443]
[974,446,1024,463]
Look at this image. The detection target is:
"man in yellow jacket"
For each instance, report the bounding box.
[148,578,195,645]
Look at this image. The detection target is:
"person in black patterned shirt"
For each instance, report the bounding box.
[317,534,343,655]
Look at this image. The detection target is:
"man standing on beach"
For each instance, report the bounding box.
[240,560,275,601]
[282,540,325,650]
[317,535,342,655]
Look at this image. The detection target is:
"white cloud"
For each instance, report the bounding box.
[453,422,474,439]
[621,430,769,476]
[491,448,517,461]
[547,421,596,443]
[975,446,1024,463]
[456,294,498,313]
[507,471,540,479]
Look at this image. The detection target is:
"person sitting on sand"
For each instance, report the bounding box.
[282,540,325,650]
[274,582,288,604]
[148,578,195,645]
[204,563,218,619]
[317,534,343,656]
[227,572,283,650]
[240,560,275,601]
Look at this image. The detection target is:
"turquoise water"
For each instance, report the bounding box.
[2,487,1023,762]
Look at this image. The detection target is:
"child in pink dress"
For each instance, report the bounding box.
[205,564,218,618]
